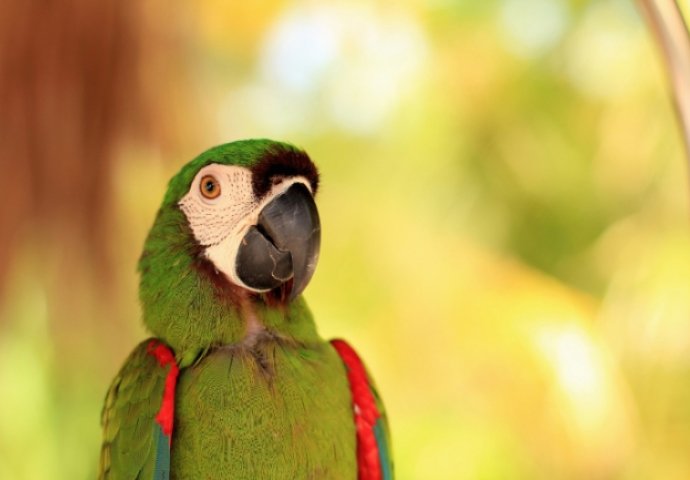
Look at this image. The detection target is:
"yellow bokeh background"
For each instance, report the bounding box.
[2,1,690,478]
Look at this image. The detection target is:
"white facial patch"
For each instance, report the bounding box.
[178,163,312,291]
[179,165,255,246]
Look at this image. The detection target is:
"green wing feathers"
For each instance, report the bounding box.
[99,339,176,480]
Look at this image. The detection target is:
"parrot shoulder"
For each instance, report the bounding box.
[330,338,394,480]
[99,338,179,480]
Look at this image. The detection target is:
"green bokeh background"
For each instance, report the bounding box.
[2,0,690,478]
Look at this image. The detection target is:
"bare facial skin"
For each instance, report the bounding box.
[178,164,312,292]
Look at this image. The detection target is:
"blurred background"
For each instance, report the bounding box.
[1,0,690,478]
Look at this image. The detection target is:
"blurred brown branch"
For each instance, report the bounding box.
[638,0,690,172]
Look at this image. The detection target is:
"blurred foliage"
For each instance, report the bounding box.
[1,0,690,479]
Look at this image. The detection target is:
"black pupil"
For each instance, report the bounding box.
[205,180,215,192]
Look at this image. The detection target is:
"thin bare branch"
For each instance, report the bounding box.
[638,0,690,169]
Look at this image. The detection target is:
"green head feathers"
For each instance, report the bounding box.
[161,139,285,206]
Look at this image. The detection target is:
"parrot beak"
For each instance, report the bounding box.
[235,183,321,300]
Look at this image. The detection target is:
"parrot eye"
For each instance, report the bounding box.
[200,175,221,199]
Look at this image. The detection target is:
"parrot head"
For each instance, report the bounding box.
[138,139,322,356]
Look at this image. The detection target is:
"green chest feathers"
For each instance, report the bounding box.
[171,341,357,480]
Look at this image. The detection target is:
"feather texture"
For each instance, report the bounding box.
[331,339,394,480]
[100,339,179,480]
[101,140,392,478]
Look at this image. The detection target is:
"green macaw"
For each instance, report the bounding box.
[99,139,392,480]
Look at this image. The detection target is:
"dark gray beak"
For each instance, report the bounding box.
[235,183,321,300]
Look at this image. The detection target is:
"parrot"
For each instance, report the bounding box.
[99,139,393,480]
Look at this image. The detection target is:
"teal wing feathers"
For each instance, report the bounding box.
[99,339,178,480]
[371,379,393,480]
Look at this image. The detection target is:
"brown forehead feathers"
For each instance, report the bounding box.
[250,145,320,199]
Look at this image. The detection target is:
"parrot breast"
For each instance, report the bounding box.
[170,337,357,479]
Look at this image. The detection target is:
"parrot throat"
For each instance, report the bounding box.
[238,296,266,347]
[139,208,322,362]
[195,255,297,349]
